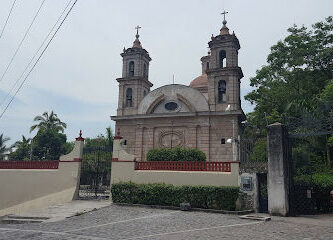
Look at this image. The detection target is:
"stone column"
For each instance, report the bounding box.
[267,123,291,216]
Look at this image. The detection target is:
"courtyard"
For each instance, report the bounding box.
[0,205,332,240]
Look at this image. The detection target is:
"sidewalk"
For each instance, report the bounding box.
[1,200,111,223]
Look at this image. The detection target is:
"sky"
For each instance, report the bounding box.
[0,0,332,144]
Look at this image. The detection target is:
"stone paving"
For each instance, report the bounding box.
[0,205,332,240]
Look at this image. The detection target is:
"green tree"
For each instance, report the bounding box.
[30,111,67,133]
[0,133,10,160]
[9,135,31,161]
[249,138,268,163]
[245,16,333,128]
[31,129,67,160]
[244,16,333,170]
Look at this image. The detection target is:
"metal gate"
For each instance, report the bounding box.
[79,146,112,199]
[258,173,268,213]
[286,115,333,215]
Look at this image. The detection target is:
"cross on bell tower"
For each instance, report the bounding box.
[135,25,141,36]
[206,11,243,112]
[221,10,228,22]
[117,25,153,116]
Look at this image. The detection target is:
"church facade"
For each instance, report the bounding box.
[111,18,244,162]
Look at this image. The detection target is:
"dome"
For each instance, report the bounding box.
[138,84,209,114]
[190,74,208,88]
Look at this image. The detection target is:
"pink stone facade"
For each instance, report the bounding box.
[111,19,244,163]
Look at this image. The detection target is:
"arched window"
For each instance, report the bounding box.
[206,62,209,72]
[129,61,134,77]
[219,50,226,68]
[143,63,147,77]
[126,88,133,107]
[218,80,226,103]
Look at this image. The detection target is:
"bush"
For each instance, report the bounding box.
[146,147,206,162]
[111,182,239,210]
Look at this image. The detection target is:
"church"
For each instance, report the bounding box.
[111,15,244,162]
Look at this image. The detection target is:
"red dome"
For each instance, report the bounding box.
[189,74,208,89]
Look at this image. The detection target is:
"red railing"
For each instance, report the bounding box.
[0,161,59,169]
[135,161,232,172]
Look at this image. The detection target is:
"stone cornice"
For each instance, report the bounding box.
[111,110,243,121]
[208,34,240,50]
[206,66,243,79]
[116,77,153,87]
[121,47,151,61]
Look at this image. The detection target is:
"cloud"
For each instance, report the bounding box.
[0,0,332,144]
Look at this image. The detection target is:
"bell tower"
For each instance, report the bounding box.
[116,26,153,116]
[207,11,243,112]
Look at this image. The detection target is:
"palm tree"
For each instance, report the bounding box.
[30,111,67,133]
[13,135,31,148]
[0,133,10,160]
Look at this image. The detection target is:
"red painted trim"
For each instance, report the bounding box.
[0,161,59,169]
[114,136,123,140]
[75,130,84,141]
[134,161,232,172]
[112,158,118,161]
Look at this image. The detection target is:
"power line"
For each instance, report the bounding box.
[0,0,17,39]
[0,0,74,108]
[0,0,78,120]
[0,0,46,84]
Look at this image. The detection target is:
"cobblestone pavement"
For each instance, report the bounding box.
[0,205,332,240]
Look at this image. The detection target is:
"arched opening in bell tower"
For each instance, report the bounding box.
[218,80,226,103]
[126,88,133,107]
[219,50,226,68]
[129,61,135,77]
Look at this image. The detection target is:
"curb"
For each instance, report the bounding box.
[112,203,254,215]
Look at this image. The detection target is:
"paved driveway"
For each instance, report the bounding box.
[0,205,332,239]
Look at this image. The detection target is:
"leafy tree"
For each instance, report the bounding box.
[8,135,31,161]
[249,138,267,162]
[81,127,113,186]
[30,111,67,133]
[0,133,10,160]
[244,16,333,169]
[31,129,67,160]
[245,16,333,128]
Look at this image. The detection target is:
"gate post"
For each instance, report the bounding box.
[267,123,291,216]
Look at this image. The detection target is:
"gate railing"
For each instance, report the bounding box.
[135,161,233,172]
[0,161,59,169]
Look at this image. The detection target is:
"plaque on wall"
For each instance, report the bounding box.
[159,131,184,148]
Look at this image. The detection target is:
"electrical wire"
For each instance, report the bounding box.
[0,0,46,83]
[0,0,78,120]
[0,0,73,108]
[0,0,17,39]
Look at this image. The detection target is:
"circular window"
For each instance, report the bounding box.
[164,101,178,111]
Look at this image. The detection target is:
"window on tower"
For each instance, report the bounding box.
[218,80,226,103]
[206,62,209,73]
[219,50,226,68]
[143,63,147,77]
[126,88,133,107]
[129,61,135,77]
